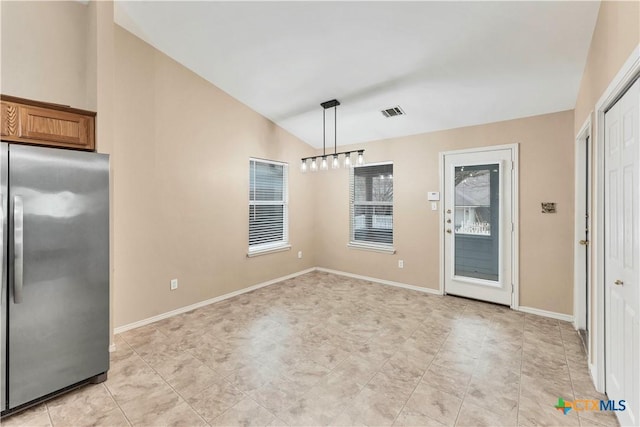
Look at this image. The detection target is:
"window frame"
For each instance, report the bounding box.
[348,161,396,254]
[248,158,290,257]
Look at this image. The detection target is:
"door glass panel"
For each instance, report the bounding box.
[454,164,499,281]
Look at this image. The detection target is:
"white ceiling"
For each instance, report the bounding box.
[114,1,600,149]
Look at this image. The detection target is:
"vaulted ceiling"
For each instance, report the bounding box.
[115,1,600,148]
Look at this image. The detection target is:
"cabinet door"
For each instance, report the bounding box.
[1,101,95,151]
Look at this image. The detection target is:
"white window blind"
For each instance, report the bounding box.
[249,159,288,254]
[350,163,394,248]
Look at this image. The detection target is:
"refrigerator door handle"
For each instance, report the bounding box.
[14,195,23,304]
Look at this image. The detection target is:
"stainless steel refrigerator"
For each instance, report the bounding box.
[0,143,109,415]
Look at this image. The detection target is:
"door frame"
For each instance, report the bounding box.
[591,44,640,393]
[573,117,591,333]
[438,143,520,308]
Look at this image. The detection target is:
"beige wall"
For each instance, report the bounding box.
[574,0,640,133]
[5,1,631,327]
[112,26,316,328]
[315,111,576,315]
[0,1,96,110]
[572,0,639,363]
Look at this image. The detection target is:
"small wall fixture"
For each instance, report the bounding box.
[301,99,364,172]
[541,202,557,213]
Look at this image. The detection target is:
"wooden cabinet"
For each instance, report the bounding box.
[1,95,96,151]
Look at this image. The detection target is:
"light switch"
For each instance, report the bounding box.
[431,202,438,211]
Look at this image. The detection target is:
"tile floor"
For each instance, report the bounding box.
[2,272,619,427]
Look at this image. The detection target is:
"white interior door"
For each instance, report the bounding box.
[604,77,639,427]
[443,146,516,306]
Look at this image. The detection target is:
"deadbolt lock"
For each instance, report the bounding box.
[579,240,589,246]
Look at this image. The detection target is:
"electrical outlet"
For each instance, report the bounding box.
[398,260,404,269]
[298,251,303,259]
[170,279,178,290]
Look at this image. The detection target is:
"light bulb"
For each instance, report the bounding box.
[310,158,317,171]
[301,159,307,173]
[344,153,351,168]
[320,156,328,170]
[357,151,365,165]
[332,155,339,169]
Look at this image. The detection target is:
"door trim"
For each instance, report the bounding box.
[592,44,640,393]
[438,143,519,308]
[574,116,591,333]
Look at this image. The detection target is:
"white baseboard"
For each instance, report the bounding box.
[112,266,575,337]
[109,343,116,352]
[113,267,316,335]
[315,267,442,296]
[517,306,574,323]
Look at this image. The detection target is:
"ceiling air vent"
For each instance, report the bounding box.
[381,106,405,118]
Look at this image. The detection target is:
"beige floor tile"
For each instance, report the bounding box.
[1,404,51,427]
[55,407,130,427]
[402,382,463,427]
[19,272,609,427]
[105,366,170,404]
[164,356,221,399]
[211,396,276,426]
[46,384,118,426]
[393,407,447,427]
[421,364,470,399]
[118,387,205,427]
[455,399,516,427]
[186,378,246,423]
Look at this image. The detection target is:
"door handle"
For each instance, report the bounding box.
[579,240,589,246]
[614,280,624,286]
[14,196,23,303]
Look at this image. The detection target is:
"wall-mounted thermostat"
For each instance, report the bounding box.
[427,192,440,201]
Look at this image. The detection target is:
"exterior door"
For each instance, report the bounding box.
[8,144,110,409]
[443,146,516,306]
[604,77,639,427]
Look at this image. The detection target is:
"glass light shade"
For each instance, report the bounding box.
[343,153,351,168]
[310,158,318,171]
[332,155,340,169]
[320,156,328,170]
[301,159,307,173]
[357,151,365,165]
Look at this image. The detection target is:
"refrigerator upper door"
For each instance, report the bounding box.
[8,144,109,409]
[1,143,7,412]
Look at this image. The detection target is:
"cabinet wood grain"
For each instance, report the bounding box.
[1,95,96,151]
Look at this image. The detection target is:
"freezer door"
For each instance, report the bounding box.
[1,143,7,412]
[8,144,109,409]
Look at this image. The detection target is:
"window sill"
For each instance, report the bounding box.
[347,242,396,254]
[247,244,291,258]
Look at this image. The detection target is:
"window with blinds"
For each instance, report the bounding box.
[350,163,394,248]
[249,159,288,254]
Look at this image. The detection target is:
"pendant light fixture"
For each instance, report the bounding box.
[301,99,365,172]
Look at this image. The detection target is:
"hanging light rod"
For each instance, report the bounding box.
[301,99,365,173]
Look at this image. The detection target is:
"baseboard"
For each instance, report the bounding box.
[315,267,442,296]
[113,267,573,336]
[109,343,116,352]
[113,267,316,335]
[517,306,574,323]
